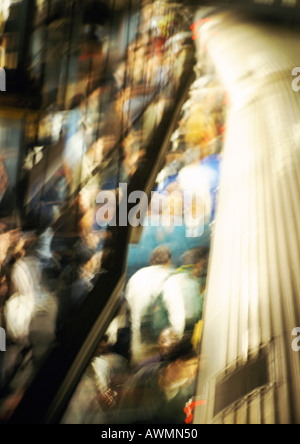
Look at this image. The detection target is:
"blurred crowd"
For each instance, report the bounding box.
[0,0,227,424]
[62,19,228,425]
[0,0,195,420]
[63,245,208,425]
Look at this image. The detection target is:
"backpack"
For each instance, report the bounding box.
[140,291,170,344]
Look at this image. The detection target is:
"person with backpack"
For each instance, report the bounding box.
[162,246,209,340]
[125,246,174,367]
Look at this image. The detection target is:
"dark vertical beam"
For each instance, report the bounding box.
[17,0,35,74]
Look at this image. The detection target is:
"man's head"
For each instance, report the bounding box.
[150,246,172,267]
[94,334,109,356]
[158,328,180,360]
[1,229,25,265]
[159,329,196,362]
[181,246,209,278]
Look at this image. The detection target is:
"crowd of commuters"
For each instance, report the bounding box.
[0,0,195,421]
[0,0,227,424]
[62,27,227,424]
[63,244,208,424]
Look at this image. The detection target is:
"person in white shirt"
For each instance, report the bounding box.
[4,233,35,344]
[162,247,209,338]
[125,246,174,366]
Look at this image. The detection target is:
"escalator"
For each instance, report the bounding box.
[0,0,198,424]
[1,0,300,426]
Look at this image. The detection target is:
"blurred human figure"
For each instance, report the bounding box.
[55,241,100,339]
[134,327,180,373]
[3,231,36,345]
[62,335,129,425]
[177,148,213,238]
[62,95,88,192]
[50,193,93,270]
[0,224,11,390]
[125,246,173,366]
[91,335,129,414]
[22,232,59,367]
[162,246,208,338]
[0,230,36,397]
[116,334,199,424]
[33,227,60,286]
